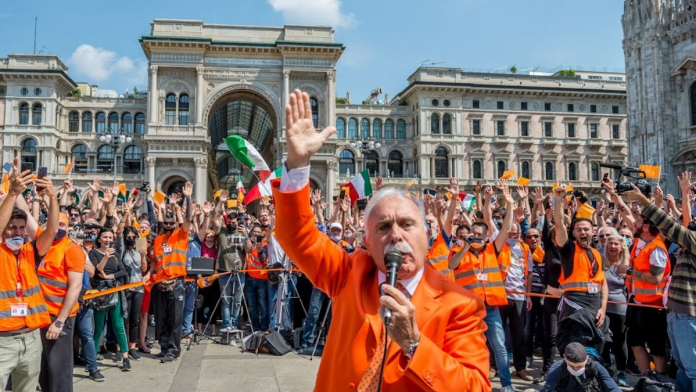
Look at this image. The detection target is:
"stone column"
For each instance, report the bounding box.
[149,65,158,124]
[146,157,157,187]
[196,67,204,125]
[326,159,337,202]
[282,70,290,127]
[194,157,208,202]
[326,71,335,127]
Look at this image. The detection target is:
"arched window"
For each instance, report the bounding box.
[179,94,189,125]
[32,103,42,125]
[97,145,114,173]
[165,93,176,125]
[385,119,395,139]
[388,150,404,178]
[310,97,319,128]
[545,162,555,181]
[373,119,382,139]
[21,138,37,169]
[339,149,355,176]
[361,118,370,138]
[69,111,79,133]
[95,112,106,133]
[82,112,92,133]
[473,160,483,179]
[434,147,449,178]
[108,112,119,132]
[522,161,530,179]
[121,112,132,133]
[71,144,88,173]
[134,113,145,134]
[397,119,406,139]
[124,145,142,173]
[443,114,452,134]
[365,151,379,177]
[348,118,358,139]
[691,82,696,126]
[591,163,600,181]
[569,162,577,181]
[431,113,440,134]
[497,161,507,178]
[336,118,346,138]
[19,103,29,125]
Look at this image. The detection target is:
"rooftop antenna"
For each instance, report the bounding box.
[33,17,37,54]
[430,61,444,66]
[420,59,430,66]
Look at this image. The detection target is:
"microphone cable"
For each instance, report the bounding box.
[376,325,389,392]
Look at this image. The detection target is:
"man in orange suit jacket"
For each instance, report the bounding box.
[271,89,491,391]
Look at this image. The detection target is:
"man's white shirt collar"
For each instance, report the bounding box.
[377,267,425,300]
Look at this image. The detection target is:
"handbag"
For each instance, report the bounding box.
[85,279,119,311]
[262,330,292,356]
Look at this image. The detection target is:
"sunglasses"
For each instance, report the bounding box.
[70,213,80,217]
[598,235,607,238]
[527,234,540,239]
[162,222,176,226]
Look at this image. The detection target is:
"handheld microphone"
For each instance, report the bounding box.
[383,250,403,326]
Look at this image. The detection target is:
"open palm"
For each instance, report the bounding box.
[285,89,336,169]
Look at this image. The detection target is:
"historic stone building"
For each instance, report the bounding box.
[622,0,696,194]
[0,19,627,202]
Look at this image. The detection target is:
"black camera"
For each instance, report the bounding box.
[138,182,150,192]
[600,163,652,197]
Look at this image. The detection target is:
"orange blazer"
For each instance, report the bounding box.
[273,182,491,391]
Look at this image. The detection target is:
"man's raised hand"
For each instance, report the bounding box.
[285,89,336,169]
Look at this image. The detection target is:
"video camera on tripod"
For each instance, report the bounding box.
[599,163,652,197]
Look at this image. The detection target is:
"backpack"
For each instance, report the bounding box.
[633,371,682,392]
[244,331,267,353]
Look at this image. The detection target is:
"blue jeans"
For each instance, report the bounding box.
[667,312,696,392]
[182,281,197,335]
[269,274,297,331]
[268,282,279,330]
[75,306,97,372]
[219,273,245,329]
[244,276,269,331]
[302,287,328,348]
[485,305,512,387]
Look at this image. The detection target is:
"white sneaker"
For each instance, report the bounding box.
[219,327,232,333]
[500,386,515,392]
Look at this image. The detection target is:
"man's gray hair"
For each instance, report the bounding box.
[363,187,427,237]
[599,226,619,238]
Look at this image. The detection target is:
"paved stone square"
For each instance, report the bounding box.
[72,339,639,392]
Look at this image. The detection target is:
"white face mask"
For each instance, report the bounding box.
[330,234,342,243]
[567,364,586,377]
[4,236,25,251]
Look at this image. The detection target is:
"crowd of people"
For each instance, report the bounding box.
[2,95,696,392]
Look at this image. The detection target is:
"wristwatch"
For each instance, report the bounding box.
[54,320,64,328]
[404,339,419,359]
[626,267,634,276]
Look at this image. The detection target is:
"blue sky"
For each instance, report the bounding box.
[0,0,626,101]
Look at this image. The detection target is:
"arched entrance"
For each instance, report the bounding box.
[162,175,187,196]
[207,89,278,193]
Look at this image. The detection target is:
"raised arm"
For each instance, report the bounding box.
[494,182,514,252]
[35,177,59,257]
[181,182,193,234]
[554,185,569,246]
[678,172,694,226]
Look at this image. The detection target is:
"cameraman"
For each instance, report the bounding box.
[212,191,249,333]
[622,173,696,392]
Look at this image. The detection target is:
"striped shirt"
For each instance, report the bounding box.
[643,203,696,316]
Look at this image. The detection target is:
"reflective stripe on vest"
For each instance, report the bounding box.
[247,249,267,280]
[558,243,605,292]
[453,243,508,307]
[153,229,188,283]
[628,237,670,304]
[426,233,453,280]
[0,244,51,332]
[38,238,79,317]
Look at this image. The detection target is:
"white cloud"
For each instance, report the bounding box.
[268,0,356,29]
[67,44,147,87]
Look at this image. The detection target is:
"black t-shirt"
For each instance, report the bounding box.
[89,247,127,285]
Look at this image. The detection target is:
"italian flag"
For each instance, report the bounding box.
[343,170,372,204]
[460,192,476,212]
[225,135,271,181]
[244,167,282,205]
[235,176,245,194]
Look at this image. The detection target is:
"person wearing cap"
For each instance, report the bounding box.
[544,342,620,392]
[36,212,86,391]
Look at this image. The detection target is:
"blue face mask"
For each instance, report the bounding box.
[86,233,97,243]
[5,236,25,250]
[624,237,632,248]
[505,238,518,247]
[54,229,67,242]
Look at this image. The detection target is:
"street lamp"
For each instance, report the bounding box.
[349,137,381,173]
[99,128,132,182]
